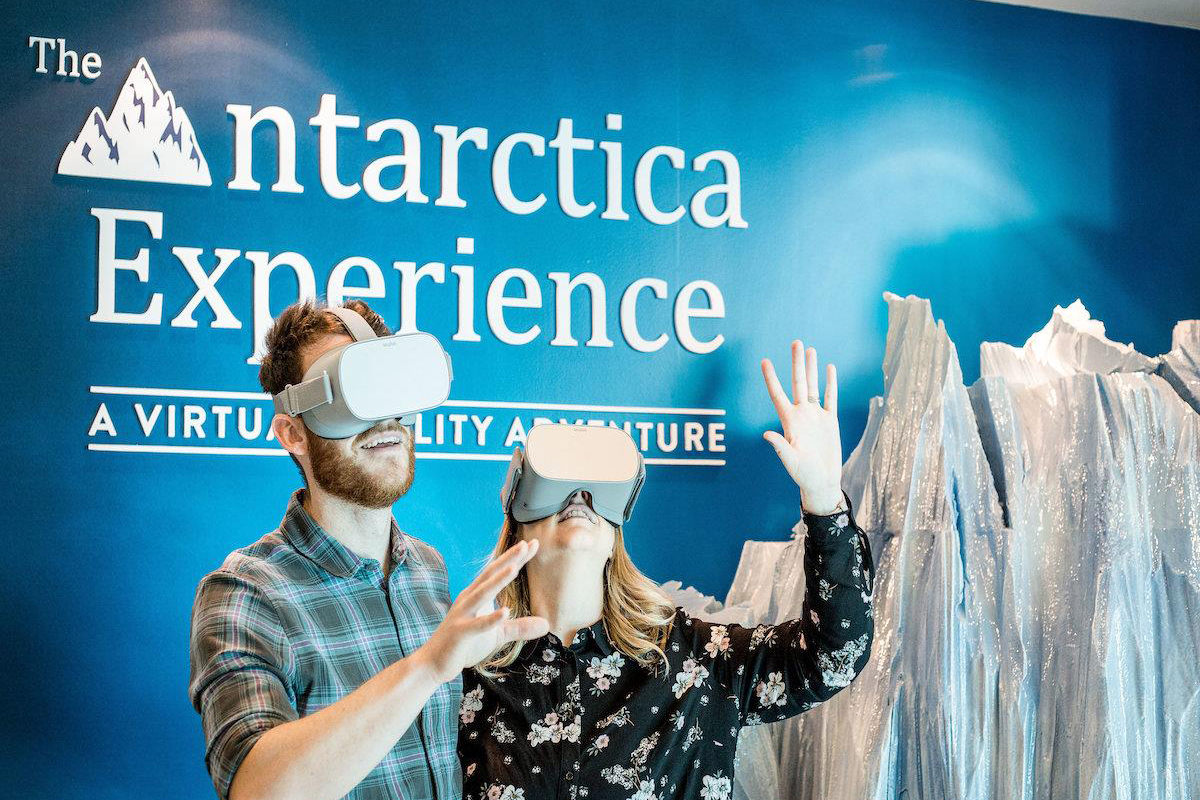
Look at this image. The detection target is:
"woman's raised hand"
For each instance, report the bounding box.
[760,340,845,514]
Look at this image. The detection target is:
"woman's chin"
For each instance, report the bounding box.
[546,525,609,555]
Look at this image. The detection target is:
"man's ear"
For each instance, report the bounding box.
[272,414,309,458]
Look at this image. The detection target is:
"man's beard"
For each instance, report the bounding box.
[306,424,415,509]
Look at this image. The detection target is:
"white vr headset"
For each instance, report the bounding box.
[501,424,646,525]
[271,306,453,439]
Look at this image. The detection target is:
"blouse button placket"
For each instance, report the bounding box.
[559,644,582,799]
[559,633,588,800]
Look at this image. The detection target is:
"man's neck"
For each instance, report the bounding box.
[302,485,395,572]
[525,554,606,646]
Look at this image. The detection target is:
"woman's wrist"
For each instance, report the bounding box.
[801,484,845,516]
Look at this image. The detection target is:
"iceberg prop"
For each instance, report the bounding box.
[1157,321,1200,414]
[711,293,1200,800]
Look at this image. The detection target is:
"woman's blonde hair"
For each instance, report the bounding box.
[476,512,677,675]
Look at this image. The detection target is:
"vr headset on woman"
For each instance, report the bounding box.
[501,424,646,525]
[272,306,453,439]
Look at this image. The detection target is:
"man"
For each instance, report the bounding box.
[188,299,549,800]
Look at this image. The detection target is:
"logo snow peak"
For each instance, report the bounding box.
[58,57,211,186]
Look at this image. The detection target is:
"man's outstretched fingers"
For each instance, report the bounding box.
[458,541,535,609]
[502,614,550,643]
[453,545,519,609]
[458,542,540,609]
[465,607,508,633]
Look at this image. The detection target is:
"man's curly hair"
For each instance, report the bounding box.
[258,299,391,396]
[258,299,391,482]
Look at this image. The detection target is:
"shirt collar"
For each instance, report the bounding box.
[518,615,614,662]
[280,488,409,578]
[576,616,615,657]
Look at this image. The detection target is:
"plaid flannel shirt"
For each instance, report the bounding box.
[188,488,462,800]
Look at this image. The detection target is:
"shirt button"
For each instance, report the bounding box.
[564,771,575,780]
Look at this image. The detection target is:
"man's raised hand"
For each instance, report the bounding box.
[417,540,549,683]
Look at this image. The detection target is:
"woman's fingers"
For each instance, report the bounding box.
[790,339,804,404]
[761,358,792,425]
[824,362,838,414]
[806,346,819,402]
[763,430,789,457]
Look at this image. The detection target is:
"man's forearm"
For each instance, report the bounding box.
[229,646,442,800]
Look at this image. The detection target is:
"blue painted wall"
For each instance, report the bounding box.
[0,1,1196,797]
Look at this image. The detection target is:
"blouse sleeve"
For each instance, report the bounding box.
[695,488,875,726]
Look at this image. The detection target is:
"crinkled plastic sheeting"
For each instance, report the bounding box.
[716,293,1200,800]
[1158,321,1200,415]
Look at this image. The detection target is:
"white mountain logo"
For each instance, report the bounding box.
[58,57,211,186]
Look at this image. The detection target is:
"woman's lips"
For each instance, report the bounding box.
[558,504,596,522]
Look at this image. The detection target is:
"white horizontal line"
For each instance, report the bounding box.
[88,386,725,416]
[413,452,511,461]
[91,385,270,400]
[88,443,288,456]
[440,400,725,416]
[85,443,724,465]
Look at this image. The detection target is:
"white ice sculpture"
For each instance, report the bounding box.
[1157,321,1200,414]
[972,300,1200,800]
[717,293,1200,800]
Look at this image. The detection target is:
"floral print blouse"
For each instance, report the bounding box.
[457,490,875,800]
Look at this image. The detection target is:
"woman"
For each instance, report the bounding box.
[458,341,875,800]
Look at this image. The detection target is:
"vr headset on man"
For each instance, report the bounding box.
[270,306,644,523]
[272,306,454,439]
[501,424,646,526]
